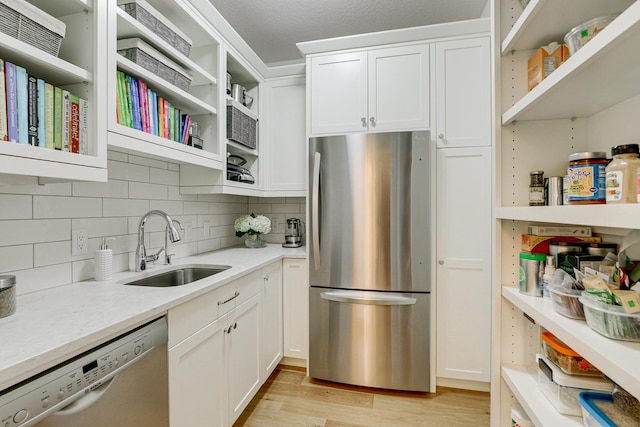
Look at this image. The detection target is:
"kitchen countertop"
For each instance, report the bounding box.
[0,245,306,391]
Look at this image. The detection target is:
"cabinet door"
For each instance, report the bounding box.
[310,52,368,135]
[368,44,430,131]
[227,293,262,425]
[436,146,491,383]
[435,37,491,148]
[168,315,227,427]
[283,259,309,360]
[264,77,306,194]
[261,262,283,380]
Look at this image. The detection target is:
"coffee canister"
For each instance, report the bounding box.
[519,253,546,297]
[545,176,564,206]
[0,275,16,318]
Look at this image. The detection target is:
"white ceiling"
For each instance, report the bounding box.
[207,0,490,65]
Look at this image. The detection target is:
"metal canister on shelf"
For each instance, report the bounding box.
[549,241,584,266]
[545,176,564,206]
[519,253,546,296]
[584,242,618,257]
[566,152,608,204]
[529,170,545,206]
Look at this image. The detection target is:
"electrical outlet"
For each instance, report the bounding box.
[203,220,210,237]
[72,229,88,256]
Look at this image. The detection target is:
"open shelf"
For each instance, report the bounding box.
[495,204,640,229]
[502,365,583,427]
[503,287,640,399]
[502,1,640,124]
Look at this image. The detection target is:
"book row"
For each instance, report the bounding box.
[116,70,193,145]
[0,59,88,154]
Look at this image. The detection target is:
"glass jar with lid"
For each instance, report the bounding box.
[567,152,608,204]
[605,144,640,204]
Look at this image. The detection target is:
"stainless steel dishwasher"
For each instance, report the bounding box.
[0,317,169,427]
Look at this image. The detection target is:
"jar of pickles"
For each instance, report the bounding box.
[566,152,608,204]
[605,144,640,204]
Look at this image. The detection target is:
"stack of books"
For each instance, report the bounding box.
[0,59,88,154]
[116,70,192,145]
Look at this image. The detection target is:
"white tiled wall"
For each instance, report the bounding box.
[0,151,305,295]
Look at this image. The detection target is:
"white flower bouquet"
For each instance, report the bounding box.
[234,213,271,237]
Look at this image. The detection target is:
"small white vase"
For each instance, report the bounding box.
[245,234,266,248]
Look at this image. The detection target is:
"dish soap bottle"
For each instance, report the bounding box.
[95,237,115,281]
[542,255,556,297]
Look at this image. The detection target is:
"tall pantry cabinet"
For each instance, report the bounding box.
[491,0,640,426]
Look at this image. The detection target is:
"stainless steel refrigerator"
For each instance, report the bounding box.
[308,131,430,392]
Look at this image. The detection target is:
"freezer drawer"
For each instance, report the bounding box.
[309,287,430,391]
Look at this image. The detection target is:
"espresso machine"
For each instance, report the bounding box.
[282,218,304,248]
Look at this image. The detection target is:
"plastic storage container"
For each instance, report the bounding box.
[605,144,640,204]
[548,284,585,319]
[564,14,619,56]
[540,332,601,376]
[580,295,640,341]
[537,355,613,416]
[612,382,640,419]
[579,391,640,427]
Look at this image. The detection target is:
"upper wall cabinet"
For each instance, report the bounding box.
[0,0,108,183]
[434,37,491,148]
[108,0,223,171]
[309,44,430,135]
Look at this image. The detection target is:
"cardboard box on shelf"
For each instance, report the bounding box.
[527,43,569,91]
[521,234,602,254]
[527,225,592,237]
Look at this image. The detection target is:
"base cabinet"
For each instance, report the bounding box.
[436,146,491,384]
[283,259,309,361]
[261,262,284,381]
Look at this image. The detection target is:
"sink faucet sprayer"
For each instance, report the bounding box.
[136,210,182,271]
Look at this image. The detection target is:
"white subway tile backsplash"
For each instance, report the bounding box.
[73,180,129,198]
[149,200,184,215]
[0,219,70,246]
[168,186,197,201]
[108,160,149,182]
[0,194,32,219]
[184,201,210,215]
[34,241,72,267]
[0,244,33,273]
[13,263,72,295]
[103,198,149,217]
[210,202,248,214]
[0,182,71,196]
[72,218,128,238]
[150,168,179,186]
[72,258,94,282]
[248,203,271,214]
[107,150,129,162]
[34,196,102,219]
[129,155,170,170]
[168,163,179,172]
[129,182,168,200]
[197,239,220,253]
[272,204,301,214]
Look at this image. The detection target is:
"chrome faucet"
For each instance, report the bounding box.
[135,210,182,271]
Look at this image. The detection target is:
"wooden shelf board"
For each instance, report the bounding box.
[495,205,640,229]
[502,2,640,124]
[503,287,640,399]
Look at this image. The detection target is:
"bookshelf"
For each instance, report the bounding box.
[0,0,107,183]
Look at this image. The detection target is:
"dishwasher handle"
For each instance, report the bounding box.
[320,290,417,306]
[51,377,116,416]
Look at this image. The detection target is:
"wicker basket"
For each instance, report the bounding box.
[118,0,192,57]
[227,102,257,150]
[0,0,65,56]
[117,38,192,92]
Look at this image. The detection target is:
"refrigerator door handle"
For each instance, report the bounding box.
[320,290,417,306]
[311,152,321,270]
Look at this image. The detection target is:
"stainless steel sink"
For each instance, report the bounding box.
[123,264,231,287]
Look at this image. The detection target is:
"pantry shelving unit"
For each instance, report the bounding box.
[107,0,224,170]
[0,0,107,183]
[492,0,640,426]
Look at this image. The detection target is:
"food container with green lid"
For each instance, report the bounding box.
[0,275,16,318]
[519,253,546,296]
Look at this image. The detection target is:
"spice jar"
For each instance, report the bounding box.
[0,275,16,318]
[605,144,640,204]
[567,152,608,204]
[529,170,545,206]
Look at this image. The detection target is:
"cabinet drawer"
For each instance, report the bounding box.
[168,269,263,347]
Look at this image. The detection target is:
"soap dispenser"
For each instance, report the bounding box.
[95,237,115,281]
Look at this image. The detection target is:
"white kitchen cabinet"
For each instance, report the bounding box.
[0,0,108,183]
[263,76,306,196]
[283,258,309,361]
[436,146,491,385]
[492,1,640,426]
[309,44,429,135]
[261,262,283,381]
[434,37,490,148]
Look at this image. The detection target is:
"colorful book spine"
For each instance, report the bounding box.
[151,91,158,136]
[181,114,191,145]
[158,96,164,137]
[124,75,133,128]
[27,75,38,146]
[70,94,80,153]
[5,61,17,143]
[16,65,28,144]
[37,79,45,147]
[0,60,7,141]
[53,87,62,150]
[116,71,126,126]
[163,99,169,139]
[61,90,70,151]
[169,105,175,141]
[130,76,142,131]
[79,98,88,155]
[44,83,54,149]
[138,79,149,133]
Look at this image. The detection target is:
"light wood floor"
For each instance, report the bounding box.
[234,366,490,427]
